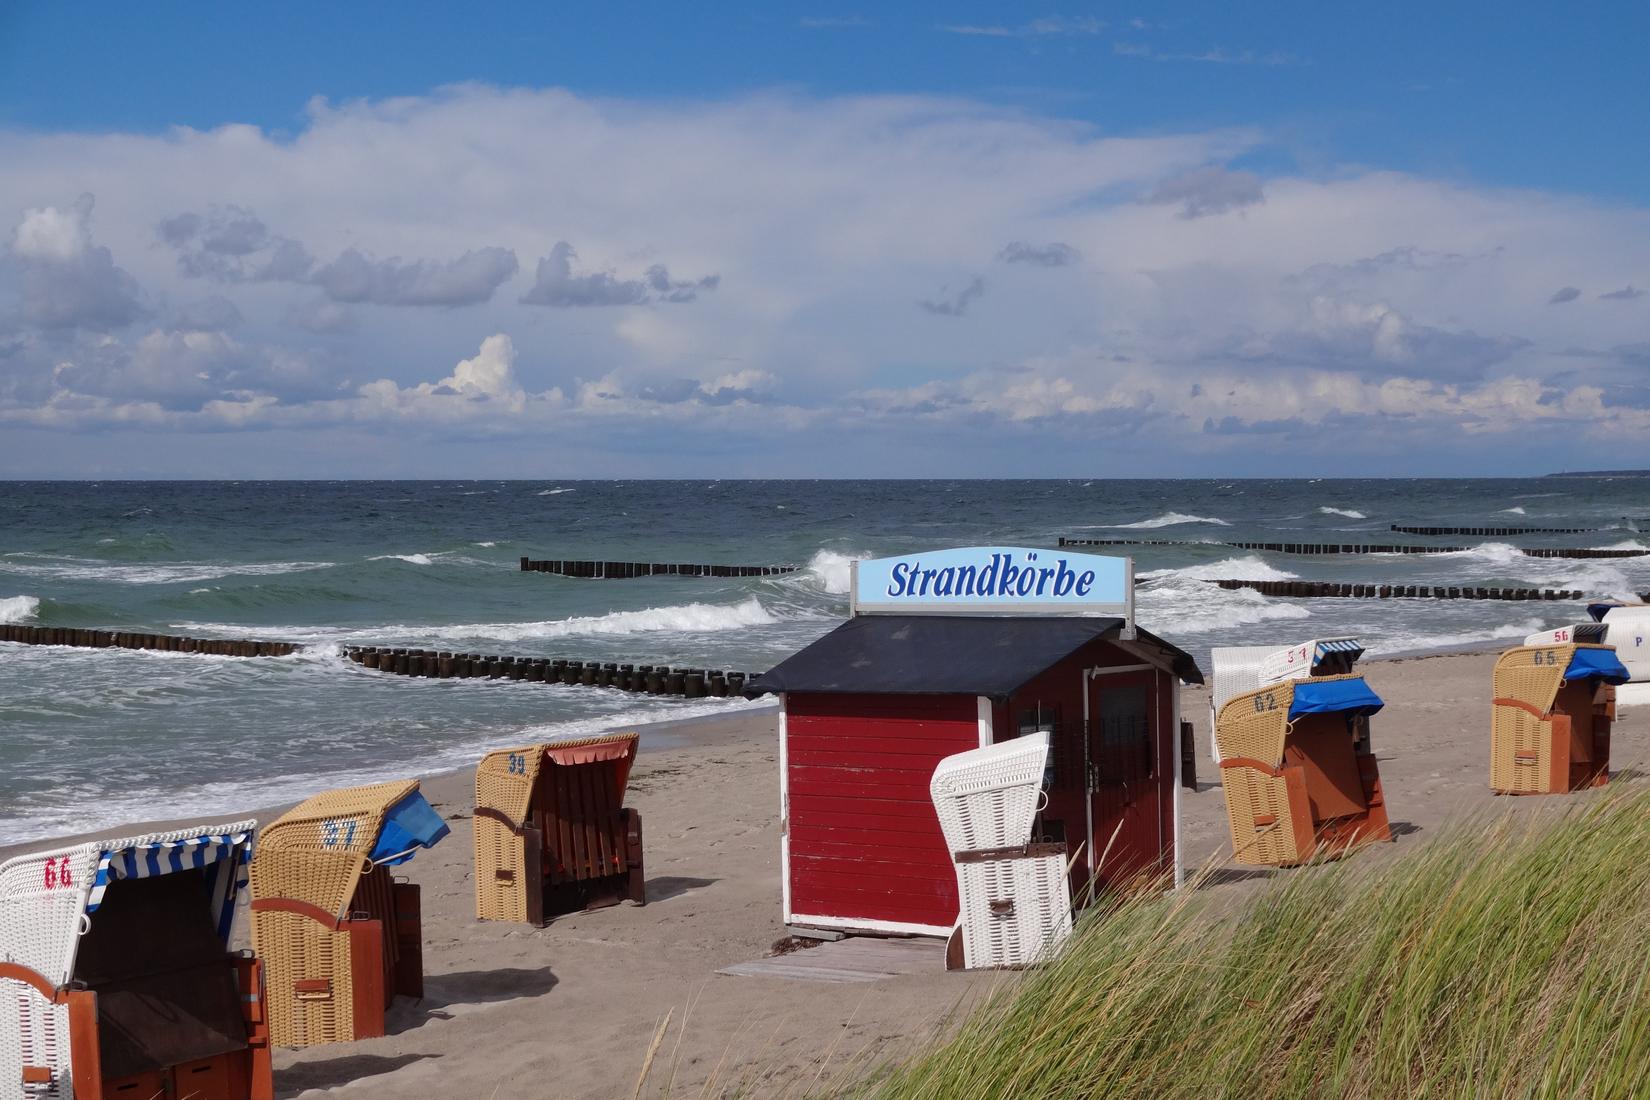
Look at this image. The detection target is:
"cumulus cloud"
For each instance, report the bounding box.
[1145,165,1265,218]
[519,242,718,307]
[919,276,986,316]
[310,246,518,307]
[158,206,314,283]
[999,241,1080,266]
[1,85,1648,471]
[1549,286,1582,304]
[6,194,145,330]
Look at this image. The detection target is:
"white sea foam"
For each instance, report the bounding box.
[1105,512,1231,529]
[1318,507,1367,519]
[0,595,40,623]
[1145,556,1300,583]
[537,488,576,496]
[369,553,435,565]
[0,557,333,585]
[1366,617,1546,656]
[1136,579,1309,634]
[794,549,860,595]
[1501,506,1527,514]
[475,541,497,548]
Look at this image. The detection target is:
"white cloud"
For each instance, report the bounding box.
[0,85,1647,473]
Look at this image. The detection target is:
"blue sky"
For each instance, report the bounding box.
[0,3,1646,476]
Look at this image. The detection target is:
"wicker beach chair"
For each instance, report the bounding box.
[1489,642,1629,795]
[0,822,267,1100]
[1217,675,1392,867]
[248,780,448,1048]
[474,733,645,926]
[1209,639,1364,765]
[930,734,1072,971]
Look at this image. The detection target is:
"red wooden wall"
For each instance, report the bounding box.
[785,692,979,930]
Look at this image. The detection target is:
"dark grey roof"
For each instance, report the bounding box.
[747,615,1202,698]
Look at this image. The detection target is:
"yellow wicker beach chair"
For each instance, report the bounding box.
[0,822,268,1100]
[1217,674,1392,867]
[474,733,645,925]
[248,779,448,1048]
[1489,642,1628,795]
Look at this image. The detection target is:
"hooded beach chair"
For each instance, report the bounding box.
[1217,675,1392,867]
[1490,640,1630,795]
[0,822,268,1100]
[474,733,645,926]
[248,780,448,1048]
[1208,638,1363,764]
[1584,602,1650,709]
[930,733,1072,971]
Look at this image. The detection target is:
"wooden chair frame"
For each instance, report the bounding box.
[474,733,646,925]
[1490,643,1617,795]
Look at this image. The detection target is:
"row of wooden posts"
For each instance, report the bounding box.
[1388,524,1609,536]
[520,558,798,579]
[341,645,753,697]
[1210,580,1613,601]
[0,623,299,656]
[1058,537,1648,559]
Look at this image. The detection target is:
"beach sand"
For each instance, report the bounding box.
[7,650,1644,1097]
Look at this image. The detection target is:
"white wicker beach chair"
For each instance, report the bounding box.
[930,734,1072,970]
[1209,645,1278,765]
[929,732,1050,854]
[1589,605,1650,710]
[0,822,265,1100]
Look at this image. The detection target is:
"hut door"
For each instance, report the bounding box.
[1086,669,1162,894]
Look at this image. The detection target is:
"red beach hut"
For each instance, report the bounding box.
[748,546,1203,938]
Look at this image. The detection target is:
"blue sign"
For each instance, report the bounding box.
[851,546,1132,622]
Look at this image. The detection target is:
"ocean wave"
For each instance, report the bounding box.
[1501,506,1527,515]
[1104,512,1231,529]
[1365,617,1547,656]
[537,488,576,496]
[368,553,435,565]
[0,556,334,585]
[790,549,859,596]
[1318,507,1367,519]
[1144,556,1300,583]
[0,595,40,623]
[1136,578,1309,634]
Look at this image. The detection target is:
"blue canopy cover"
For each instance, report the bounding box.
[371,790,451,866]
[1288,677,1385,720]
[1565,647,1631,685]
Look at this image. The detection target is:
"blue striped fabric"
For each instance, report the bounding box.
[87,831,253,942]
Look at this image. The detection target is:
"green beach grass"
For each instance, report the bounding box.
[846,789,1650,1099]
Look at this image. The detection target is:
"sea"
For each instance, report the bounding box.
[3,478,1648,844]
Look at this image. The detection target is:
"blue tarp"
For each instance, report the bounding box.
[370,790,450,866]
[1565,647,1631,685]
[1288,677,1385,720]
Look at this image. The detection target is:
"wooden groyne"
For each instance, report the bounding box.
[521,558,798,579]
[1057,538,1647,559]
[1208,580,1603,601]
[0,623,299,656]
[1390,524,1598,536]
[341,645,756,698]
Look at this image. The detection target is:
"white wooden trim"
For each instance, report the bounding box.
[786,913,952,938]
[778,694,793,923]
[1086,663,1154,678]
[976,696,993,748]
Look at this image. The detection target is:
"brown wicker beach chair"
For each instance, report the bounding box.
[1490,642,1627,795]
[1216,674,1392,867]
[248,779,447,1048]
[474,733,645,925]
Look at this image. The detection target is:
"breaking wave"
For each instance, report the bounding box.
[0,595,40,623]
[1501,506,1527,515]
[1104,512,1231,529]
[1145,556,1300,583]
[1319,507,1367,519]
[368,553,435,565]
[0,556,334,585]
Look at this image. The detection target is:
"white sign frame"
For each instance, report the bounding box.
[849,546,1133,632]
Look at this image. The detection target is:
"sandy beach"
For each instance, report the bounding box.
[7,648,1645,1098]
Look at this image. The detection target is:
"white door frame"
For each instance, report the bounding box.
[1081,663,1155,882]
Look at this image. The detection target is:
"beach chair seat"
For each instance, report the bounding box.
[474,733,645,926]
[248,780,448,1048]
[1490,642,1629,795]
[1209,639,1364,765]
[930,734,1073,970]
[0,822,267,1100]
[1217,675,1391,867]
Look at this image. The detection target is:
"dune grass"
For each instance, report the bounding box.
[846,790,1650,1099]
